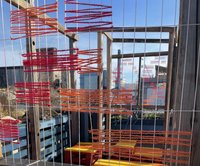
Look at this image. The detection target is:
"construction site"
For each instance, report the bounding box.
[0,0,199,165]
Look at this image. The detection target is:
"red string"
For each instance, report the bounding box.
[10,2,58,40]
[23,48,79,72]
[0,119,20,143]
[65,0,113,32]
[22,48,102,74]
[78,49,102,74]
[89,130,192,165]
[60,89,133,115]
[15,82,51,106]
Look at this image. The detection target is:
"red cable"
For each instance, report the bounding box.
[15,82,51,106]
[65,0,113,32]
[10,2,58,40]
[0,119,21,143]
[22,48,102,74]
[22,49,79,72]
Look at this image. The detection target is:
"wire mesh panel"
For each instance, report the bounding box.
[0,0,199,165]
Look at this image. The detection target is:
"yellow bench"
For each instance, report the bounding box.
[115,140,137,148]
[65,142,101,153]
[65,146,97,154]
[64,142,98,166]
[94,159,164,166]
[106,140,137,156]
[134,147,163,158]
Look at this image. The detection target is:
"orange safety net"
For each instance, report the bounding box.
[89,129,192,165]
[10,2,58,40]
[60,89,133,115]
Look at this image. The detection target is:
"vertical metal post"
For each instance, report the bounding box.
[137,57,142,107]
[116,50,121,89]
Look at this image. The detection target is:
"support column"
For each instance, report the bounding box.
[69,38,79,146]
[164,31,175,131]
[137,57,142,107]
[173,0,199,165]
[106,38,112,131]
[116,50,121,89]
[26,0,41,161]
[97,32,103,131]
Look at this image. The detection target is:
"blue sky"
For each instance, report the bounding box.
[0,0,179,84]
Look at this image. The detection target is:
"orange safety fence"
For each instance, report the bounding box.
[10,2,58,40]
[60,89,134,115]
[89,129,192,165]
